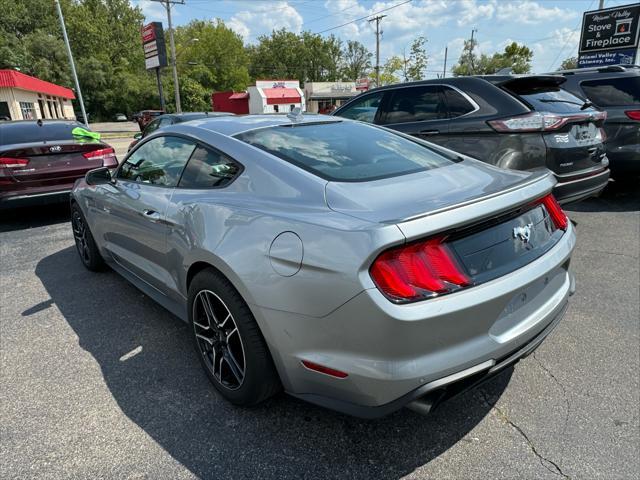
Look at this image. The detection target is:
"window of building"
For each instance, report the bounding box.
[38,100,46,119]
[19,102,36,120]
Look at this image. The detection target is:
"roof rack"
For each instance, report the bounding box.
[556,64,639,75]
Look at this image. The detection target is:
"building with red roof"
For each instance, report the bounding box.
[0,69,76,121]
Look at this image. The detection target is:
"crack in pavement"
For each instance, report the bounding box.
[477,389,570,479]
[532,352,572,442]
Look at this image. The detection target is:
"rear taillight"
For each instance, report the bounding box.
[83,147,116,165]
[488,111,607,132]
[625,110,640,121]
[538,194,568,231]
[0,157,29,168]
[370,236,471,303]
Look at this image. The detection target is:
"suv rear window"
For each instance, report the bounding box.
[506,84,596,114]
[580,77,640,107]
[235,121,456,182]
[0,121,85,146]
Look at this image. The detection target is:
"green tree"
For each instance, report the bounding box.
[406,36,428,81]
[453,41,533,76]
[452,38,478,76]
[0,0,159,120]
[175,19,250,92]
[378,56,403,86]
[341,40,372,81]
[559,56,578,70]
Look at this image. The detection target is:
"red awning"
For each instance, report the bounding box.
[229,92,249,100]
[0,69,76,99]
[262,87,300,105]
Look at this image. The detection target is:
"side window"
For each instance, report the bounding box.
[178,146,241,189]
[383,86,446,124]
[580,77,640,106]
[336,92,385,123]
[143,119,162,137]
[118,136,195,187]
[443,86,476,117]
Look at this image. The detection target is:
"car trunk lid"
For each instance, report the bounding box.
[325,159,536,225]
[0,140,113,189]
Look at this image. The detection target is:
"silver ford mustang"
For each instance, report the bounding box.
[70,114,576,418]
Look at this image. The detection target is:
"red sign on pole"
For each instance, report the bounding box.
[355,77,369,91]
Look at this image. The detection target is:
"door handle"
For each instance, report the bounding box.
[420,129,440,136]
[142,209,161,221]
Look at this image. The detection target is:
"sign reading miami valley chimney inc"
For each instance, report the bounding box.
[578,3,640,67]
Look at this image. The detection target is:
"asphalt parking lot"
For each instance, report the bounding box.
[1,181,638,479]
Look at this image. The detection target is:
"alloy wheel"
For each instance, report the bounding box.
[193,290,246,390]
[71,211,90,264]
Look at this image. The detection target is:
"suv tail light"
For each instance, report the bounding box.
[625,110,640,121]
[0,157,29,168]
[488,111,607,132]
[83,147,116,165]
[370,236,471,303]
[538,193,568,231]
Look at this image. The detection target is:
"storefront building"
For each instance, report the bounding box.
[247,80,305,114]
[0,69,76,121]
[304,82,361,113]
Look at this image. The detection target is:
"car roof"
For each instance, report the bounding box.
[552,64,640,76]
[184,113,341,136]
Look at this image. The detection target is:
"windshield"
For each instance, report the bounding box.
[0,121,86,146]
[507,85,597,114]
[235,121,456,182]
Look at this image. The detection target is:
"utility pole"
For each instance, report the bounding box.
[443,46,448,78]
[599,0,605,9]
[469,28,478,74]
[54,0,88,126]
[369,15,386,87]
[152,0,184,113]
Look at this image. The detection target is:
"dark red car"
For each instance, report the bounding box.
[0,120,118,209]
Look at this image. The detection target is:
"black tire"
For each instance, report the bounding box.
[71,203,105,272]
[188,268,281,406]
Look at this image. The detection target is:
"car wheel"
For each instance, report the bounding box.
[71,204,105,271]
[188,269,281,406]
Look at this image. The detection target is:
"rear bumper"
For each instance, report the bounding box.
[255,224,576,418]
[553,167,610,205]
[0,189,71,209]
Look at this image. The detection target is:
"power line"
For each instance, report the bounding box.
[548,0,595,70]
[315,0,412,35]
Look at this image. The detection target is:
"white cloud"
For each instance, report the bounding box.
[136,0,170,22]
[496,1,577,25]
[227,1,304,41]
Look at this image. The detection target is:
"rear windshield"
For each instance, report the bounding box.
[235,121,456,182]
[0,121,85,146]
[580,77,640,107]
[506,84,597,114]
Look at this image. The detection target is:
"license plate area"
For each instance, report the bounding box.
[449,205,563,285]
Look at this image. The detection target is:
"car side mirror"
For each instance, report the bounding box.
[134,132,142,139]
[85,166,113,185]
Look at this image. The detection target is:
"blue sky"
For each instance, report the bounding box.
[133,0,636,76]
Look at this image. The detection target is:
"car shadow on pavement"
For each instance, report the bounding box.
[0,203,70,233]
[565,178,639,214]
[35,246,510,480]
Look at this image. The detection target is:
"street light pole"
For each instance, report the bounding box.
[54,0,88,126]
